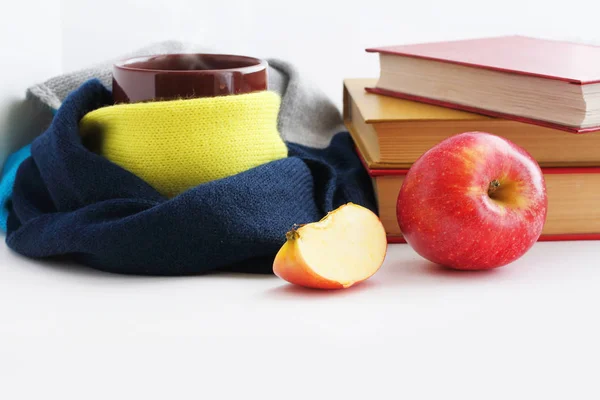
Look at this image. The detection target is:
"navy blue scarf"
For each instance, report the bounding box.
[5,80,376,275]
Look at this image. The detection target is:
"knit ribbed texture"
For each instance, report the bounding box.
[5,80,376,275]
[79,90,287,198]
[0,43,345,234]
[1,41,373,275]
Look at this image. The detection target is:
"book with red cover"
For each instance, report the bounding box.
[354,148,600,244]
[366,35,600,133]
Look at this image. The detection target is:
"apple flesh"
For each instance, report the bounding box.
[397,132,547,270]
[273,203,387,289]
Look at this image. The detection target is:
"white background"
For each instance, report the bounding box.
[2,1,600,399]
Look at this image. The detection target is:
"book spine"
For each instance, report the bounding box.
[387,233,600,243]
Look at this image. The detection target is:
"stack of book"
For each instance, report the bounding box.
[343,35,600,243]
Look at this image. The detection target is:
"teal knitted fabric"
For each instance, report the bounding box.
[0,144,32,232]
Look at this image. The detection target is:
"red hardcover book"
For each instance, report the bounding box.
[366,35,600,133]
[354,148,600,243]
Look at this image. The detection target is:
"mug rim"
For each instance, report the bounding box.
[113,53,268,74]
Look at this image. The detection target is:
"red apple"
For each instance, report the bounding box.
[397,131,547,270]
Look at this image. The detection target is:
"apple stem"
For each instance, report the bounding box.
[286,224,302,241]
[488,180,501,196]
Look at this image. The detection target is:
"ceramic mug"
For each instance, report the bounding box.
[112,53,268,103]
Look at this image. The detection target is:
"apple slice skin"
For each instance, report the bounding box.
[273,239,347,289]
[397,132,548,270]
[273,203,387,289]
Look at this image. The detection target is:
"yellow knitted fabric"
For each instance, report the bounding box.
[79,91,288,198]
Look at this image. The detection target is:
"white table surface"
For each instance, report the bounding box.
[1,238,599,399]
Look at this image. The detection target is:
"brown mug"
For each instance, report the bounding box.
[112,53,268,104]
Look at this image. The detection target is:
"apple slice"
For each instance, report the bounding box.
[273,203,387,289]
